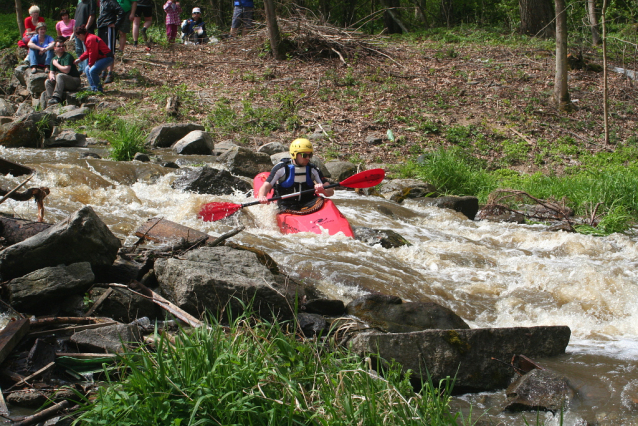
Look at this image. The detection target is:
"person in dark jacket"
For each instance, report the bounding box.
[73,25,114,92]
[97,0,124,84]
[181,8,208,44]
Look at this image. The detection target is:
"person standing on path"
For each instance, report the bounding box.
[230,0,254,37]
[163,0,182,43]
[45,38,81,106]
[74,0,98,74]
[116,0,137,55]
[97,0,125,84]
[74,26,114,93]
[133,0,154,46]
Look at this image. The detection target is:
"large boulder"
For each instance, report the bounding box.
[172,130,215,155]
[379,179,437,203]
[57,106,90,123]
[412,196,479,220]
[505,368,575,413]
[14,102,35,118]
[43,128,87,148]
[325,160,357,182]
[0,99,15,116]
[26,72,47,96]
[154,246,317,320]
[346,294,469,333]
[14,64,29,86]
[70,323,141,354]
[146,123,205,148]
[353,227,411,249]
[348,326,571,392]
[218,146,273,178]
[171,166,252,195]
[8,262,94,313]
[0,206,121,281]
[257,141,286,155]
[0,112,56,148]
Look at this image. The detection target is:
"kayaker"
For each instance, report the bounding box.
[257,139,334,212]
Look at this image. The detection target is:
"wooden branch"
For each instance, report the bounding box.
[208,226,245,247]
[55,353,117,359]
[0,175,33,205]
[0,386,8,417]
[0,319,30,366]
[331,48,348,66]
[30,317,100,327]
[84,288,114,317]
[27,321,117,338]
[13,400,71,426]
[6,362,56,392]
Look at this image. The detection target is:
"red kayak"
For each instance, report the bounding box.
[253,172,354,237]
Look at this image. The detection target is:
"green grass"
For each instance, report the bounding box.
[397,147,638,235]
[109,119,147,161]
[0,13,60,50]
[72,312,464,426]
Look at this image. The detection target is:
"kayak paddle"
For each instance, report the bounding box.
[198,168,385,222]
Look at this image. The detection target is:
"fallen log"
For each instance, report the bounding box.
[30,317,101,327]
[13,400,71,426]
[0,216,52,246]
[84,288,114,317]
[6,361,55,392]
[0,158,33,177]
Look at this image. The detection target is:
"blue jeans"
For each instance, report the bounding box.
[28,48,54,67]
[86,57,114,91]
[75,37,88,74]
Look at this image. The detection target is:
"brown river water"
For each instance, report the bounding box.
[0,146,637,425]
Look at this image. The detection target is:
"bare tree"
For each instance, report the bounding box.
[601,0,609,144]
[15,0,24,37]
[519,0,555,38]
[588,0,601,45]
[263,0,285,60]
[554,0,572,111]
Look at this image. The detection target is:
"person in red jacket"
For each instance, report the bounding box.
[22,6,46,44]
[73,25,114,92]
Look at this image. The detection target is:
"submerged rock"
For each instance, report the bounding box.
[379,179,437,203]
[171,166,252,195]
[505,368,575,413]
[353,227,411,248]
[412,196,479,220]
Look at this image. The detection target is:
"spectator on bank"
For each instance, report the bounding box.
[46,37,81,106]
[27,22,55,71]
[163,0,182,43]
[97,0,124,84]
[181,8,208,44]
[133,0,154,46]
[56,9,76,40]
[74,25,114,93]
[116,0,137,54]
[74,0,98,73]
[230,0,254,37]
[22,6,45,44]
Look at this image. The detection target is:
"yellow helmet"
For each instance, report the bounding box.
[289,138,313,158]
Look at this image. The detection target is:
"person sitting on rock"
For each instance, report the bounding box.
[258,138,333,212]
[27,22,55,72]
[21,5,45,45]
[181,8,208,44]
[73,25,114,93]
[46,37,82,106]
[56,9,76,40]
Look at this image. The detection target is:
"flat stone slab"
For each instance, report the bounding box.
[348,326,571,392]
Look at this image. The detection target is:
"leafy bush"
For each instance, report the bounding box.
[108,119,146,161]
[73,312,463,425]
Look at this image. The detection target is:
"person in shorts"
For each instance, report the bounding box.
[133,0,154,46]
[230,0,254,37]
[97,0,124,83]
[116,0,137,54]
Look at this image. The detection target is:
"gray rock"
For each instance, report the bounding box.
[172,130,214,155]
[14,102,34,118]
[66,92,80,106]
[146,122,205,148]
[70,323,141,354]
[218,146,273,178]
[349,326,572,392]
[379,179,437,203]
[44,129,87,147]
[96,256,146,284]
[302,299,345,316]
[8,262,94,312]
[57,106,90,123]
[162,161,179,168]
[353,227,411,248]
[133,152,150,162]
[307,132,325,140]
[6,390,47,408]
[44,104,78,115]
[0,111,56,148]
[79,152,102,159]
[346,293,469,333]
[39,91,47,110]
[14,64,29,86]
[0,206,121,281]
[413,196,479,220]
[257,141,286,155]
[505,368,575,412]
[270,152,291,164]
[297,313,329,337]
[365,134,384,145]
[171,166,252,195]
[155,246,317,320]
[212,139,238,156]
[89,286,162,323]
[26,72,47,96]
[325,160,357,182]
[0,98,15,116]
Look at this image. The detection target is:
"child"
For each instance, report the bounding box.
[181,8,208,44]
[163,1,182,43]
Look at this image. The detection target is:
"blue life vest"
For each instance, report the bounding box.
[279,158,314,189]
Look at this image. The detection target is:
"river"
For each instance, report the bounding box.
[1,146,637,425]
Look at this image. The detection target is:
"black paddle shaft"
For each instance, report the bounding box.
[242,182,341,209]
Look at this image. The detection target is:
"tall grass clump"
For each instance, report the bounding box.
[73,313,463,426]
[108,119,146,161]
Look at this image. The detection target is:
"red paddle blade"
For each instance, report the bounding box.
[340,168,385,188]
[198,202,243,222]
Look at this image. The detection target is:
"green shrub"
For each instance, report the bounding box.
[108,120,146,161]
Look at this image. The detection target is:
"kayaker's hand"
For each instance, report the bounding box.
[258,195,270,204]
[315,183,326,195]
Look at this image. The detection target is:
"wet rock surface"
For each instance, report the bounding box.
[171,166,252,195]
[505,368,575,412]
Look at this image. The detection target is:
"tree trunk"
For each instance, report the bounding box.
[408,0,429,28]
[263,0,285,60]
[554,0,571,111]
[519,0,555,38]
[601,0,609,144]
[382,0,409,33]
[588,0,602,46]
[441,0,453,27]
[15,0,24,37]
